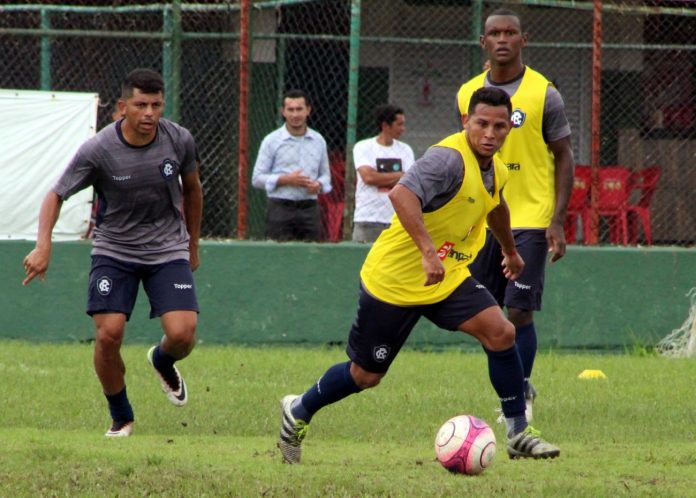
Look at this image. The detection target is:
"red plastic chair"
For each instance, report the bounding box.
[583,166,632,245]
[627,166,661,245]
[319,150,346,242]
[564,165,591,243]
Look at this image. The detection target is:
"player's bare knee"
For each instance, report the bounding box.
[349,362,386,389]
[166,327,196,352]
[487,320,516,351]
[508,308,533,327]
[352,370,385,389]
[95,326,124,350]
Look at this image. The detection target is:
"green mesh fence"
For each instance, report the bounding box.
[1,0,694,246]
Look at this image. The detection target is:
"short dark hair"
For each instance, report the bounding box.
[486,8,523,31]
[374,104,404,131]
[121,68,164,98]
[283,89,310,107]
[468,87,512,117]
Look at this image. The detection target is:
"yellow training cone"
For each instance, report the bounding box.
[578,369,607,379]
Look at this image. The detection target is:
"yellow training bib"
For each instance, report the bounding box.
[360,132,508,305]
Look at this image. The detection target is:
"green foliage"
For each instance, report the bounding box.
[1,341,696,497]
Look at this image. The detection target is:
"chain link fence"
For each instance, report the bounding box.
[1,0,694,246]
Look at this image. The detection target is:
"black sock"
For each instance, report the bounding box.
[152,345,179,388]
[105,386,134,423]
[291,361,362,423]
[152,344,176,370]
[483,345,526,418]
[515,322,537,394]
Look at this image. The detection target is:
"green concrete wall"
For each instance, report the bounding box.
[2,241,695,350]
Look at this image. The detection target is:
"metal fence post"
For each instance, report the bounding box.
[276,38,287,128]
[469,0,483,77]
[237,0,251,239]
[587,0,603,245]
[40,9,51,90]
[342,0,361,241]
[162,0,182,122]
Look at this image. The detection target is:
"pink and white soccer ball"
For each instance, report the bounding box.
[434,414,496,475]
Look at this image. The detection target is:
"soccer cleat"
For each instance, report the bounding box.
[507,426,560,459]
[278,394,309,464]
[147,346,187,406]
[105,420,134,437]
[525,382,537,422]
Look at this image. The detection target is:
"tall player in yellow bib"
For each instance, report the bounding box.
[277,87,560,464]
[456,9,575,422]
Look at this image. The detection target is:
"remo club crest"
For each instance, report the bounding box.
[510,108,526,128]
[160,159,179,179]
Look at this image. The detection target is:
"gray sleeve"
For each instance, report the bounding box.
[179,128,198,175]
[543,86,572,143]
[398,146,464,212]
[52,144,96,201]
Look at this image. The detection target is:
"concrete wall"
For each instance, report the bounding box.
[2,241,694,350]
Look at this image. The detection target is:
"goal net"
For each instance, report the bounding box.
[656,287,696,358]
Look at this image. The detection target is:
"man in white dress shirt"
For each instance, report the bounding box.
[252,89,332,242]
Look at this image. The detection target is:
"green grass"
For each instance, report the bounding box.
[1,341,696,497]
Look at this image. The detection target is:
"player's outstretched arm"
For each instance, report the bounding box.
[182,168,203,272]
[388,184,444,286]
[486,196,524,280]
[23,191,63,285]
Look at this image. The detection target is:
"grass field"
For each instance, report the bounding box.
[1,341,696,497]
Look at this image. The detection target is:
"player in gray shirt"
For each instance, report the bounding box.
[23,68,203,437]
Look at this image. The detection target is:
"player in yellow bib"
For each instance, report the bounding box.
[456,9,575,422]
[277,87,560,464]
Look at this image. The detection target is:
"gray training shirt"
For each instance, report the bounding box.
[455,68,572,143]
[399,144,496,213]
[53,118,198,264]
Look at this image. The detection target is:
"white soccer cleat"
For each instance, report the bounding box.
[278,394,309,464]
[147,346,187,406]
[105,420,134,437]
[507,426,560,459]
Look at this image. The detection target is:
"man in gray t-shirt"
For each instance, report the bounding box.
[22,68,203,437]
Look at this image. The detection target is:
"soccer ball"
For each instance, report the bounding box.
[434,414,496,475]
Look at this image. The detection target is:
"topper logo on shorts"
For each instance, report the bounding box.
[97,276,112,296]
[160,159,179,179]
[373,345,391,363]
[173,283,193,290]
[510,108,526,128]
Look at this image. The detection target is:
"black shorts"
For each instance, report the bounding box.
[87,256,199,320]
[468,229,547,311]
[346,278,497,373]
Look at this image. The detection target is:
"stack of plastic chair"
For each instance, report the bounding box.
[627,166,661,245]
[564,165,591,243]
[583,166,632,245]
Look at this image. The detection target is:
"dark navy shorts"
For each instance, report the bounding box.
[346,277,497,373]
[87,256,199,320]
[468,229,547,311]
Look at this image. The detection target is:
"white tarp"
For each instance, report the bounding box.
[0,89,98,240]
